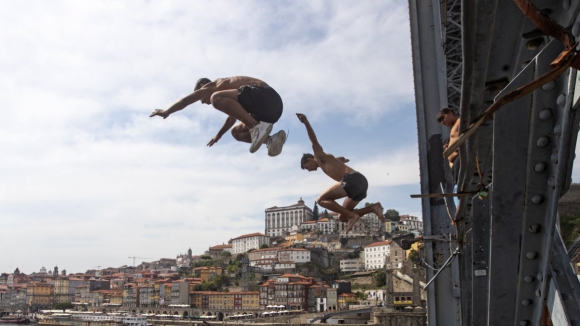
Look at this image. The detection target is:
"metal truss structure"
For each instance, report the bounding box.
[409,0,580,325]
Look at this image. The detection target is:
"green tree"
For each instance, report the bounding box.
[356,291,368,301]
[54,302,74,311]
[220,251,232,258]
[260,244,269,249]
[195,281,217,291]
[560,214,580,246]
[408,247,422,265]
[385,209,400,222]
[211,274,230,289]
[348,247,362,259]
[235,253,248,262]
[200,254,212,260]
[313,202,319,220]
[373,270,387,287]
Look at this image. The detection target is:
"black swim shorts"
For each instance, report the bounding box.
[341,171,368,202]
[237,85,283,123]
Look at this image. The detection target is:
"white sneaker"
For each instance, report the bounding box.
[249,122,273,153]
[266,130,287,157]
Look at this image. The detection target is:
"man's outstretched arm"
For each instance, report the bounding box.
[150,88,210,119]
[207,116,237,147]
[296,113,324,157]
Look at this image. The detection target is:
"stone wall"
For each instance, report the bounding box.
[350,275,374,285]
[373,308,427,326]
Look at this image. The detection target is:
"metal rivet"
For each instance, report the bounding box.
[526,38,544,50]
[526,251,538,259]
[528,224,541,234]
[535,163,547,172]
[557,94,567,107]
[554,125,562,135]
[520,321,530,326]
[537,136,550,147]
[539,108,552,120]
[536,289,542,297]
[537,273,543,281]
[531,195,544,204]
[542,81,555,91]
[574,22,580,38]
[522,299,532,306]
[524,275,535,282]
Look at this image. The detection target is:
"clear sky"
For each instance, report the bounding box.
[1,1,577,275]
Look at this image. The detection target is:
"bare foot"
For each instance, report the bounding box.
[372,203,385,223]
[345,213,361,234]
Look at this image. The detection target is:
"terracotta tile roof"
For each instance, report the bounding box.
[249,248,278,252]
[233,232,267,240]
[210,244,232,250]
[364,240,392,248]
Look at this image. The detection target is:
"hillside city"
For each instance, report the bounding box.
[0,199,426,321]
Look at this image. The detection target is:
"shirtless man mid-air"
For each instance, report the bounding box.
[150,76,286,156]
[296,113,384,234]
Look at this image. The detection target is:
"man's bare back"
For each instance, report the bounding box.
[315,153,355,182]
[201,76,268,93]
[448,118,460,164]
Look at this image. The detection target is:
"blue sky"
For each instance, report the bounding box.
[1,0,575,275]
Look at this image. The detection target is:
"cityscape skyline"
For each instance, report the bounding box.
[3,1,577,275]
[0,0,422,274]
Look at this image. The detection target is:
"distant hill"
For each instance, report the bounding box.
[558,183,580,247]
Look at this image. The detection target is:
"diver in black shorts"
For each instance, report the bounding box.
[150,76,287,156]
[296,113,384,234]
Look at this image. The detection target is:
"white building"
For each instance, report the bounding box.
[400,215,423,230]
[315,217,338,234]
[265,198,313,237]
[231,232,270,254]
[340,259,364,273]
[364,240,392,270]
[278,248,311,263]
[335,212,383,237]
[248,248,279,267]
[254,261,296,272]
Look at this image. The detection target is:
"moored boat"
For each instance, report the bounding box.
[0,317,30,324]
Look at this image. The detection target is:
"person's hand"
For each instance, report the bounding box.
[207,135,221,147]
[149,109,167,119]
[296,113,308,123]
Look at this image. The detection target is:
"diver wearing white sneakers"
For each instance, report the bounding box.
[150,76,287,156]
